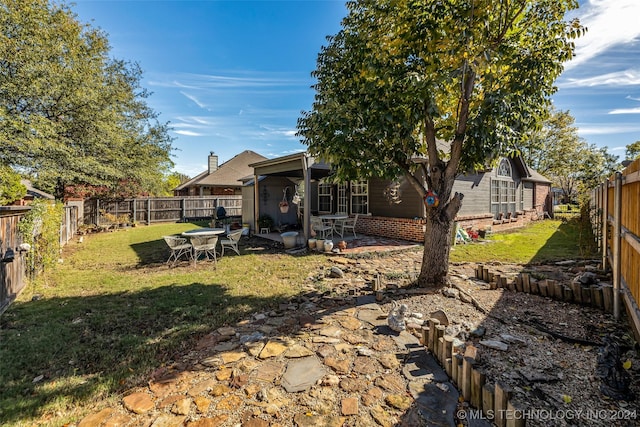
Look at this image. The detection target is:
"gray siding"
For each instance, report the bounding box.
[369,178,424,219]
[453,173,491,216]
[257,176,299,226]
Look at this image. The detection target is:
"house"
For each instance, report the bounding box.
[174,150,268,196]
[246,153,551,242]
[13,180,55,205]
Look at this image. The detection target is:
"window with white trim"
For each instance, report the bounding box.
[490,159,517,218]
[336,183,348,214]
[318,182,332,213]
[350,180,368,214]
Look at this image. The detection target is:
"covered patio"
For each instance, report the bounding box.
[247,153,332,242]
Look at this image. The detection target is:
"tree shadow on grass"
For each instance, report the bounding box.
[0,282,288,425]
[529,217,597,264]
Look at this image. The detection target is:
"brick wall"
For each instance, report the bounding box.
[534,183,551,214]
[356,215,426,242]
[356,209,542,243]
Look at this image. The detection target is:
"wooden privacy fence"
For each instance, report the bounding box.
[61,205,79,246]
[590,158,640,340]
[84,195,243,226]
[0,204,80,314]
[0,207,29,314]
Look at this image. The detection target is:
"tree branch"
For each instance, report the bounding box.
[444,192,464,221]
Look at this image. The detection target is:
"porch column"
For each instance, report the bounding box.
[303,156,311,241]
[254,172,260,233]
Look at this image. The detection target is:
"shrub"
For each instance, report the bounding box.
[17,199,63,279]
[0,167,26,205]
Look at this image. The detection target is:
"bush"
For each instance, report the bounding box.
[0,167,26,205]
[17,199,63,279]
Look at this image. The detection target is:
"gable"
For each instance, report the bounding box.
[188,150,268,188]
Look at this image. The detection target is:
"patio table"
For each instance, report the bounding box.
[181,228,226,264]
[181,228,226,238]
[319,214,348,237]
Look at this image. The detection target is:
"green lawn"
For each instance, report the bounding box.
[450,218,597,264]
[0,221,326,426]
[0,218,594,426]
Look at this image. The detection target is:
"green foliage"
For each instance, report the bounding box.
[626,140,640,161]
[0,0,174,199]
[158,171,190,196]
[16,198,63,279]
[523,107,619,201]
[0,165,26,205]
[298,0,583,286]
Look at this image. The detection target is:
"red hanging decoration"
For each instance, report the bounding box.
[424,190,439,207]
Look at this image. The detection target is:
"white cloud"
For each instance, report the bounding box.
[566,0,640,70]
[609,107,640,115]
[180,91,207,108]
[258,125,299,139]
[173,130,203,137]
[150,71,310,91]
[577,124,640,135]
[559,69,640,88]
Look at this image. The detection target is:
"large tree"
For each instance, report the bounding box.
[523,107,618,202]
[0,0,174,199]
[298,0,583,288]
[626,141,640,161]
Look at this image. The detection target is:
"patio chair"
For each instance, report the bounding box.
[191,235,219,267]
[220,229,243,256]
[163,235,193,267]
[311,216,333,239]
[338,214,359,238]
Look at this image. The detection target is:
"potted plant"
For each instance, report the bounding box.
[279,200,289,213]
[258,214,274,231]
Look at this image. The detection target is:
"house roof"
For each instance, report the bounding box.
[522,168,552,184]
[20,180,54,200]
[249,152,332,181]
[175,150,267,190]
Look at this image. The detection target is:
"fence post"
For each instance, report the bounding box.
[601,179,608,270]
[132,199,136,223]
[96,199,100,227]
[613,171,622,320]
[147,198,151,225]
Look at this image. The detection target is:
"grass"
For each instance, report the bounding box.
[0,221,326,426]
[0,218,595,426]
[449,218,597,264]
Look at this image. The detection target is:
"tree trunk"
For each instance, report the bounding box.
[417,209,455,288]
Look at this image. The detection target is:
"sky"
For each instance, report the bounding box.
[69,0,640,177]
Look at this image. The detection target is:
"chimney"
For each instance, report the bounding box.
[208,151,218,174]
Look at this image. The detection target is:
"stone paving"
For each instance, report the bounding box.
[77,284,460,427]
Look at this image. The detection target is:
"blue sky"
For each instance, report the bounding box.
[70,0,640,177]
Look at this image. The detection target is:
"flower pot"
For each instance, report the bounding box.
[308,238,317,249]
[280,205,289,213]
[315,239,324,251]
[280,231,298,249]
[324,240,334,253]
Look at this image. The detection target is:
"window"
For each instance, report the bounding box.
[350,180,368,214]
[336,183,348,214]
[497,158,512,177]
[318,182,332,213]
[491,159,517,218]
